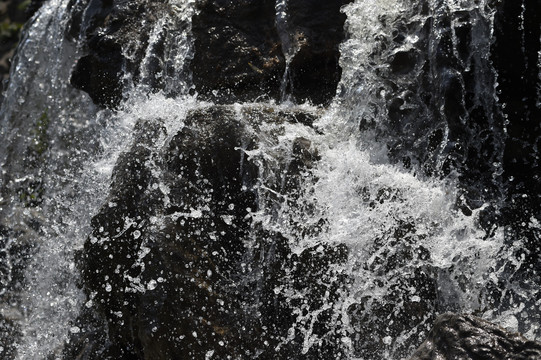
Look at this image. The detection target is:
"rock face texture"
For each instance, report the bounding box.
[353,0,505,213]
[281,0,351,105]
[67,0,350,107]
[61,1,541,359]
[64,2,353,356]
[191,0,351,105]
[80,108,263,358]
[491,0,541,312]
[67,0,159,107]
[191,0,285,103]
[409,313,541,360]
[73,105,350,359]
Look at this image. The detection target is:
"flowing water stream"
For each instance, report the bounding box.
[0,0,540,359]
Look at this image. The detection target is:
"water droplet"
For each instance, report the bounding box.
[221,215,233,225]
[190,209,202,218]
[147,280,157,290]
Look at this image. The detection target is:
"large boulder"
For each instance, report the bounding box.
[192,0,351,105]
[68,0,171,107]
[75,105,350,358]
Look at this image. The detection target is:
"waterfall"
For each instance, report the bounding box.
[0,0,540,359]
[0,0,97,357]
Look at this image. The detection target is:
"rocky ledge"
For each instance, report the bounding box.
[410,313,541,360]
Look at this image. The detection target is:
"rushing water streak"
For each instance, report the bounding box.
[0,1,95,356]
[275,0,294,102]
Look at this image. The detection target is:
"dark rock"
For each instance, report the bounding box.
[66,0,123,107]
[285,0,352,105]
[67,0,132,107]
[65,0,352,107]
[67,0,174,107]
[76,105,348,359]
[491,0,541,294]
[346,218,439,358]
[493,0,541,200]
[191,0,352,105]
[390,49,418,75]
[356,3,505,215]
[409,313,541,360]
[70,39,124,108]
[192,0,285,103]
[369,0,541,247]
[451,0,541,335]
[79,109,260,358]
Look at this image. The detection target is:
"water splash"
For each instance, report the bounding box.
[255,0,534,357]
[1,0,199,357]
[0,0,539,359]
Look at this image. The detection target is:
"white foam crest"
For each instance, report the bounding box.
[266,0,508,355]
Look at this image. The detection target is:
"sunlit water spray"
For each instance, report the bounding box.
[253,0,535,357]
[2,0,198,357]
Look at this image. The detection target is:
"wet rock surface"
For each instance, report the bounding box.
[409,313,541,360]
[491,0,541,315]
[346,2,540,342]
[67,0,168,107]
[356,1,505,211]
[358,0,541,233]
[67,0,350,107]
[80,108,262,358]
[74,106,350,359]
[282,0,351,105]
[192,0,285,103]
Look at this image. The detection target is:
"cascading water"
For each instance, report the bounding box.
[0,0,540,359]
